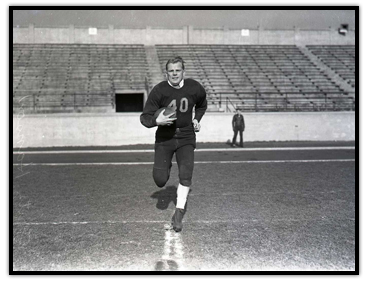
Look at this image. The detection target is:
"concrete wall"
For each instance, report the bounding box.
[13,25,355,45]
[13,112,355,148]
[260,30,295,45]
[13,27,31,43]
[34,28,70,43]
[114,28,146,44]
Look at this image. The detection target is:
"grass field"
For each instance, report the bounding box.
[12,143,356,271]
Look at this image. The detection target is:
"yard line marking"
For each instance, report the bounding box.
[13,220,168,226]
[12,159,355,166]
[159,228,185,271]
[14,218,355,226]
[199,147,355,152]
[13,146,355,154]
[195,159,355,164]
[13,162,155,166]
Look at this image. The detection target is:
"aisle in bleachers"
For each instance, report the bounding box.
[307,45,355,88]
[156,45,354,112]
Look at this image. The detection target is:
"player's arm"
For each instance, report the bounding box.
[194,84,207,122]
[193,84,207,132]
[140,88,160,128]
[140,86,177,128]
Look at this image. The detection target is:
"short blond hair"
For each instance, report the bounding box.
[166,56,185,71]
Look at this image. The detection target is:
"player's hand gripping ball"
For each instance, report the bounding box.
[192,119,201,132]
[154,107,177,126]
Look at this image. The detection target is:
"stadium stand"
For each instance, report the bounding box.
[306,45,355,88]
[156,45,355,112]
[13,44,149,112]
[13,44,355,113]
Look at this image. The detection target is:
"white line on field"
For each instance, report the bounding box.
[14,218,355,226]
[12,159,355,166]
[160,227,185,271]
[13,146,355,154]
[13,220,168,226]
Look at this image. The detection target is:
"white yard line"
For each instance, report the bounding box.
[13,146,355,154]
[12,159,355,166]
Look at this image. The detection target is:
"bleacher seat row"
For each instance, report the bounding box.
[307,45,355,88]
[13,44,355,112]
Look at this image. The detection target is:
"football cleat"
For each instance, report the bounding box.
[171,208,185,232]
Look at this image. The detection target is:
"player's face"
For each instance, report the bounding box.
[166,62,185,86]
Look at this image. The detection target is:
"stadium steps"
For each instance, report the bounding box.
[154,44,355,112]
[299,46,355,93]
[306,45,355,89]
[144,45,164,92]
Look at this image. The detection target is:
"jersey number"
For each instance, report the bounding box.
[168,98,188,113]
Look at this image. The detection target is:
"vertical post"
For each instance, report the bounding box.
[109,25,114,44]
[285,93,288,111]
[183,26,188,44]
[325,93,327,111]
[223,25,228,44]
[146,26,152,45]
[219,93,222,111]
[188,25,193,44]
[255,92,258,112]
[69,24,74,43]
[258,25,263,45]
[294,26,300,45]
[329,26,333,45]
[29,24,35,43]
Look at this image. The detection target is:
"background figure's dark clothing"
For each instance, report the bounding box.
[232,130,243,147]
[232,114,245,146]
[140,78,207,187]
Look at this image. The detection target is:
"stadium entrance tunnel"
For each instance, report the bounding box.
[115,91,147,112]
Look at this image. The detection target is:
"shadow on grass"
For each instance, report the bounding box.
[150,185,177,210]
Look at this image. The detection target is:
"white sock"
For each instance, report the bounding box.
[176,183,190,209]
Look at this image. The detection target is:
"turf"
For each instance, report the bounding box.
[12,149,356,271]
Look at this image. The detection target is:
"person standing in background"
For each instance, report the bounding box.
[232,108,245,147]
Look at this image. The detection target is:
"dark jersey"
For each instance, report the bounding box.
[232,114,245,131]
[140,78,207,141]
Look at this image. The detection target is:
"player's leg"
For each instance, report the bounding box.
[232,129,238,147]
[153,139,175,188]
[240,130,243,147]
[176,143,195,189]
[171,143,195,232]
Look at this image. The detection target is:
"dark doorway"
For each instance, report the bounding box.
[115,93,143,112]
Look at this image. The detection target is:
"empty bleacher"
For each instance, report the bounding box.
[13,43,355,113]
[13,44,149,112]
[156,45,355,112]
[306,45,355,88]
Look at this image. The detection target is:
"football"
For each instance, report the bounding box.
[153,107,177,120]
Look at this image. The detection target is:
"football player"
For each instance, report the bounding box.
[140,56,207,232]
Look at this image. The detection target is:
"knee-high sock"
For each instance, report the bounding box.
[176,183,190,209]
